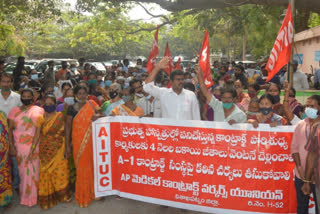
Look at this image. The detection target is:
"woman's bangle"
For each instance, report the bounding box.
[303,180,312,183]
[283,100,289,103]
[31,144,36,150]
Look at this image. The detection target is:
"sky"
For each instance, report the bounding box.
[64,0,170,23]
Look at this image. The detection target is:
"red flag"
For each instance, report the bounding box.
[175,57,181,70]
[164,42,174,74]
[199,30,213,87]
[266,4,294,82]
[146,26,159,73]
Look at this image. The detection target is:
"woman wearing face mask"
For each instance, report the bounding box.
[57,82,72,104]
[247,94,287,128]
[65,85,102,208]
[7,89,44,207]
[112,87,144,116]
[101,83,124,116]
[266,83,284,116]
[196,65,247,125]
[88,83,102,106]
[56,88,74,114]
[38,95,71,209]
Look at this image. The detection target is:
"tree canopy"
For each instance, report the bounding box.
[0,0,319,61]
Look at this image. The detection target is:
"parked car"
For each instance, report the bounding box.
[4,63,16,74]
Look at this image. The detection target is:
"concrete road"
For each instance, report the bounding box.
[1,191,205,214]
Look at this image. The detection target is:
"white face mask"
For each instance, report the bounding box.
[64,97,75,105]
[305,107,319,119]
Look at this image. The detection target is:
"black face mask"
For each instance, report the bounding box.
[109,91,118,99]
[272,95,281,103]
[21,98,33,106]
[260,107,273,115]
[94,92,102,97]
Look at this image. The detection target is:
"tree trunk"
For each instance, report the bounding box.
[242,32,246,61]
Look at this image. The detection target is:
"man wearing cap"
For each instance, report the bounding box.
[286,60,309,91]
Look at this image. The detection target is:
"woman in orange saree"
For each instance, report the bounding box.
[65,85,101,208]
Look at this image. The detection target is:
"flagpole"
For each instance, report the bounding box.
[288,0,295,88]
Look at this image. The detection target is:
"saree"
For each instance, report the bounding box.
[0,111,12,207]
[38,112,71,209]
[72,100,99,207]
[8,105,44,207]
[112,104,144,117]
[103,99,124,116]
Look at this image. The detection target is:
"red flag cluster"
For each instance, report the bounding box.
[146,27,214,88]
[266,4,294,82]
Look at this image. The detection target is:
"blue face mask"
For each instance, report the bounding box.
[122,95,132,103]
[105,80,113,87]
[31,74,38,80]
[222,102,233,109]
[305,107,319,119]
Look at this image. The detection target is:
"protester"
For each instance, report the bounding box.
[130,78,153,117]
[0,110,12,207]
[288,60,309,91]
[143,57,200,120]
[56,61,69,81]
[256,63,280,88]
[65,85,101,208]
[301,95,320,213]
[314,60,320,89]
[112,87,144,116]
[43,60,55,88]
[234,80,249,112]
[266,83,284,116]
[247,94,287,128]
[38,95,71,209]
[205,86,222,121]
[56,88,74,114]
[57,82,72,104]
[196,65,246,124]
[8,88,44,207]
[101,83,124,116]
[232,65,248,89]
[246,98,260,118]
[288,87,303,118]
[13,56,27,91]
[0,73,22,194]
[291,95,319,214]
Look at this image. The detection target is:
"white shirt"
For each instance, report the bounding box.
[137,96,154,116]
[286,70,309,91]
[208,96,247,123]
[152,98,161,118]
[290,114,301,126]
[143,82,200,120]
[0,90,22,116]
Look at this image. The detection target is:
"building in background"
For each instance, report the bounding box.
[294,25,320,74]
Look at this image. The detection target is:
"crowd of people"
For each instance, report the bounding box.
[0,55,319,214]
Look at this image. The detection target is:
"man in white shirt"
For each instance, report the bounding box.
[195,65,247,124]
[0,73,22,116]
[143,57,200,120]
[0,72,22,191]
[288,60,309,91]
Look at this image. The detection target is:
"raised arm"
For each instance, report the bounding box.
[195,65,212,103]
[145,57,170,84]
